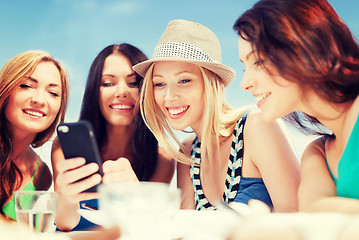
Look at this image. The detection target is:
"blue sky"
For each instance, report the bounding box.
[1,0,359,159]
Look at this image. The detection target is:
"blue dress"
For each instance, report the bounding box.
[190,111,273,210]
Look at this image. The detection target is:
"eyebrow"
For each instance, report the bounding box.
[240,50,255,63]
[27,76,61,88]
[153,70,193,78]
[102,73,136,78]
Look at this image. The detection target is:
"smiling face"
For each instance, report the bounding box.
[238,37,301,121]
[99,53,139,127]
[5,61,62,135]
[152,61,205,132]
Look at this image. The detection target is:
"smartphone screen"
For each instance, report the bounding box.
[56,120,103,192]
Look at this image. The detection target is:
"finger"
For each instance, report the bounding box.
[58,162,100,186]
[103,158,132,173]
[59,174,102,199]
[56,157,86,173]
[102,170,139,184]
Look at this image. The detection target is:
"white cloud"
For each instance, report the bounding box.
[106,1,144,15]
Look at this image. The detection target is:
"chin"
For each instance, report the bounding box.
[261,110,280,122]
[24,120,49,129]
[168,122,187,131]
[169,125,183,131]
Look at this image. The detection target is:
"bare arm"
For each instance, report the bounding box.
[177,135,196,210]
[177,162,195,209]
[298,138,359,213]
[244,110,300,212]
[149,147,175,183]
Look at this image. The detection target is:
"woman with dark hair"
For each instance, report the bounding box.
[234,0,359,213]
[228,0,359,239]
[0,50,69,220]
[52,43,174,231]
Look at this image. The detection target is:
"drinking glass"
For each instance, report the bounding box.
[99,182,181,240]
[14,191,57,233]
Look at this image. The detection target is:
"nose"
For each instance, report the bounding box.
[164,84,179,102]
[30,90,46,106]
[115,81,129,98]
[240,71,254,91]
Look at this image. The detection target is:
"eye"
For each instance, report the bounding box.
[254,60,264,67]
[128,81,139,88]
[179,79,191,84]
[153,82,165,87]
[49,91,60,97]
[19,83,31,89]
[101,82,113,87]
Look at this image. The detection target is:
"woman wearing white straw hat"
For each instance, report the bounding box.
[135,19,300,211]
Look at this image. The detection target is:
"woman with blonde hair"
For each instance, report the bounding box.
[0,50,68,220]
[135,19,300,211]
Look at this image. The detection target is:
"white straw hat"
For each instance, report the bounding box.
[133,19,236,87]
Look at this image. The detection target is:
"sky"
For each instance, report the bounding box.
[1,0,359,164]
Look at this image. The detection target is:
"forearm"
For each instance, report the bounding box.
[300,197,359,214]
[55,197,81,231]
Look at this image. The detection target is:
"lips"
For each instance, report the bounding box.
[23,109,45,118]
[254,92,271,107]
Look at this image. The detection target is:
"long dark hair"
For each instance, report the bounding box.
[79,43,158,180]
[233,0,359,134]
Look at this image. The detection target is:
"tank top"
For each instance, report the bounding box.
[2,157,41,220]
[337,113,359,198]
[190,111,273,210]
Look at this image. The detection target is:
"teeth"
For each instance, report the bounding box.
[256,93,268,102]
[168,106,189,115]
[112,104,133,110]
[24,110,43,117]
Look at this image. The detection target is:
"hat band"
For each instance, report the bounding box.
[153,42,215,63]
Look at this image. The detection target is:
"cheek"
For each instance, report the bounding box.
[99,89,109,106]
[48,97,62,115]
[153,89,162,106]
[5,94,20,116]
[130,89,140,102]
[4,99,15,122]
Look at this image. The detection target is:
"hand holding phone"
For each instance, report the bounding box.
[56,120,103,192]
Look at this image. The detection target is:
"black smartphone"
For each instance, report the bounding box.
[56,120,103,192]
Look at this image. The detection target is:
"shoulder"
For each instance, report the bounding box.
[244,109,268,129]
[301,136,326,164]
[181,134,197,157]
[243,109,284,140]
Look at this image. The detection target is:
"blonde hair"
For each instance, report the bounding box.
[140,63,249,165]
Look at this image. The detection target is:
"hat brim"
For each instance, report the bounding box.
[133,57,236,87]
